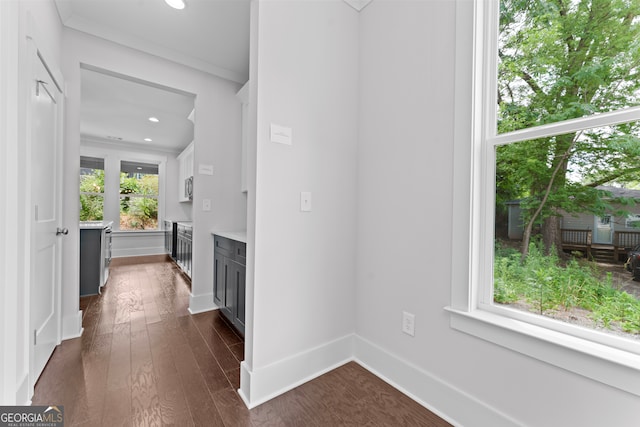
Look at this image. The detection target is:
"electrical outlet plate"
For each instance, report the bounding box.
[402,311,415,336]
[300,192,312,212]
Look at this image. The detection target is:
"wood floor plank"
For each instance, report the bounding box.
[32,259,450,427]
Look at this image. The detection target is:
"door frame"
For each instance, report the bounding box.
[594,214,614,245]
[24,19,65,398]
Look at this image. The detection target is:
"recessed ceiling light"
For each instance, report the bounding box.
[144,138,153,142]
[137,167,143,170]
[148,117,159,123]
[165,0,186,10]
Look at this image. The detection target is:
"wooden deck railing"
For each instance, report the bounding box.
[613,231,640,249]
[561,229,592,245]
[559,229,640,262]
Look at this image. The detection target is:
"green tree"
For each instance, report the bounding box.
[79,169,104,221]
[497,0,640,257]
[119,172,158,230]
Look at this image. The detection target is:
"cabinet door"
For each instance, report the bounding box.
[220,257,233,321]
[227,259,245,336]
[213,251,225,307]
[233,261,246,335]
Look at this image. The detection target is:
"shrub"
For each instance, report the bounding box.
[494,240,640,334]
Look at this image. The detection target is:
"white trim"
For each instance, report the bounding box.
[0,0,21,405]
[58,13,247,84]
[490,106,640,147]
[447,307,640,397]
[62,310,83,340]
[343,0,373,12]
[240,334,354,408]
[238,333,520,425]
[450,0,640,398]
[16,374,29,406]
[187,292,216,315]
[354,335,519,427]
[79,145,167,232]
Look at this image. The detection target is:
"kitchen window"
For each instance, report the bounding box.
[448,0,640,396]
[79,150,165,232]
[119,160,159,231]
[80,156,104,221]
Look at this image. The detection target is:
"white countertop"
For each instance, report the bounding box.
[212,230,247,243]
[79,221,113,230]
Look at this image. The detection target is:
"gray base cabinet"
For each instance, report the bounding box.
[79,222,112,297]
[213,234,246,336]
[164,220,178,259]
[176,222,192,278]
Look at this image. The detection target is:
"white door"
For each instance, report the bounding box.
[29,49,64,390]
[594,214,613,244]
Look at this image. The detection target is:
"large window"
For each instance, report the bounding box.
[490,0,640,344]
[79,153,164,231]
[79,156,104,221]
[119,161,159,230]
[449,0,640,396]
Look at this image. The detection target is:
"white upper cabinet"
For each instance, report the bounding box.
[236,82,249,193]
[177,141,194,202]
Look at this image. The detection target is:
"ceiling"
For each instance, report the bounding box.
[55,0,251,152]
[80,66,195,152]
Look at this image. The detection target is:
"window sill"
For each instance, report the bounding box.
[445,306,640,396]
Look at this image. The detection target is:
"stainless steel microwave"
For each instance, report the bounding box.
[185,176,193,201]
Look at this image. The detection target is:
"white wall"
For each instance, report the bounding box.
[355,1,640,426]
[0,0,63,405]
[241,0,359,406]
[62,28,247,334]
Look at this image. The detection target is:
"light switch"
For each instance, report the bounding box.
[270,123,292,145]
[300,192,311,212]
[202,199,211,211]
[199,164,214,175]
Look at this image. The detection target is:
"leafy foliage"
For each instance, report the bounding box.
[494,241,640,334]
[119,172,158,230]
[80,169,104,221]
[496,0,640,254]
[79,169,158,230]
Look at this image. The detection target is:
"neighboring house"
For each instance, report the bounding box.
[507,186,640,258]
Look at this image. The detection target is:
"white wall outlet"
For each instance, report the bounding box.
[300,191,312,212]
[402,311,415,337]
[202,199,211,211]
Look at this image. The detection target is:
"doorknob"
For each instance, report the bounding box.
[56,227,69,236]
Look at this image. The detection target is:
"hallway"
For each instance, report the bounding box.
[32,259,449,426]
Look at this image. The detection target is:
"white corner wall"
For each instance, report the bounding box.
[355,1,640,426]
[241,0,359,406]
[0,0,63,405]
[62,28,247,334]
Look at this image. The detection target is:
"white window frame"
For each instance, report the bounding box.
[79,146,166,232]
[79,156,105,221]
[447,0,640,397]
[118,160,160,231]
[626,214,640,229]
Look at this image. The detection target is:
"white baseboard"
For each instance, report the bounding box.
[354,335,520,427]
[240,334,354,408]
[188,292,216,314]
[16,373,29,406]
[62,311,83,340]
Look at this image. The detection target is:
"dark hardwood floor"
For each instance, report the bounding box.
[32,259,450,426]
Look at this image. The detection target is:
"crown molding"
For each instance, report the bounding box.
[343,0,372,12]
